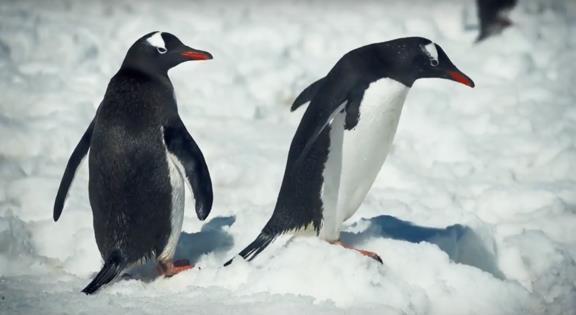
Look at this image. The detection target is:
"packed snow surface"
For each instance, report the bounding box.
[1,0,575,314]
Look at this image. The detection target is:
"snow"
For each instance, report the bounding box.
[1,0,575,314]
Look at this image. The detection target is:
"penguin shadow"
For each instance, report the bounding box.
[340,215,505,279]
[174,215,236,263]
[124,216,235,282]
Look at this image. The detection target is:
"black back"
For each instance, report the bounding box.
[52,32,214,294]
[54,32,214,266]
[87,32,214,262]
[89,69,177,262]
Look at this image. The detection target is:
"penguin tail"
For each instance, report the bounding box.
[82,250,127,295]
[224,232,275,266]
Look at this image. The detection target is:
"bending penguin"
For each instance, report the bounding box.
[226,37,474,265]
[53,32,214,294]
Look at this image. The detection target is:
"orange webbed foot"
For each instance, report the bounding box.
[158,259,193,277]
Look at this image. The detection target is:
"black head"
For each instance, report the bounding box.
[121,31,213,74]
[369,37,474,88]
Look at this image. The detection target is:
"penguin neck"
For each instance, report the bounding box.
[120,53,172,82]
[118,65,173,90]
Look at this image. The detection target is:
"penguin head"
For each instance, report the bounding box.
[121,32,212,73]
[374,37,474,88]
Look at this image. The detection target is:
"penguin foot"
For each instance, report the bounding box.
[158,259,193,277]
[330,240,383,264]
[355,248,383,264]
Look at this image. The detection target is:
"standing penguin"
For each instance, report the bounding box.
[226,37,474,265]
[53,32,214,294]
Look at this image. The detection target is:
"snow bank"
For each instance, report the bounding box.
[1,0,575,314]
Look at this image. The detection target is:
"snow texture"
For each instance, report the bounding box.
[1,0,575,314]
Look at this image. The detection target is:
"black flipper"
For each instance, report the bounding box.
[224,232,275,266]
[291,77,325,111]
[53,120,94,222]
[82,250,126,294]
[344,84,367,130]
[294,101,346,167]
[294,83,368,168]
[163,118,213,221]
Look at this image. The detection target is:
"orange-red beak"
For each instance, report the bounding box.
[448,70,475,88]
[181,50,213,60]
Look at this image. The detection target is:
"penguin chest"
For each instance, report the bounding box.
[337,79,409,221]
[157,151,186,262]
[318,79,409,240]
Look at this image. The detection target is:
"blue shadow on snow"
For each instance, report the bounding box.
[340,215,505,279]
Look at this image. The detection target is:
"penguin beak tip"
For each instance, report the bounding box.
[448,70,475,88]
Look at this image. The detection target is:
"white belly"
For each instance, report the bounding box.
[158,151,185,262]
[318,110,346,240]
[319,78,409,240]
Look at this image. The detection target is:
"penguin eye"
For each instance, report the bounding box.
[430,59,439,67]
[156,47,167,54]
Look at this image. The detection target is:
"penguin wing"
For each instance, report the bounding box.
[163,118,213,221]
[53,119,94,221]
[290,77,326,111]
[343,84,366,130]
[294,84,367,167]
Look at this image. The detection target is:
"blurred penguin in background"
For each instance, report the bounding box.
[476,0,518,41]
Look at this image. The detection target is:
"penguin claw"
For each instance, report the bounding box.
[365,251,383,264]
[158,259,193,277]
[354,248,383,264]
[330,240,383,264]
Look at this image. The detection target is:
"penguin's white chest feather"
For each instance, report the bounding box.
[319,78,409,240]
[158,136,186,262]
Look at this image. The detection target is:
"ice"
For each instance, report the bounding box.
[1,0,575,314]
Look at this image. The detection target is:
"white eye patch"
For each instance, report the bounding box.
[421,42,439,66]
[147,32,167,53]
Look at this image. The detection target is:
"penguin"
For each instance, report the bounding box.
[53,32,214,294]
[476,0,517,42]
[226,37,474,265]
